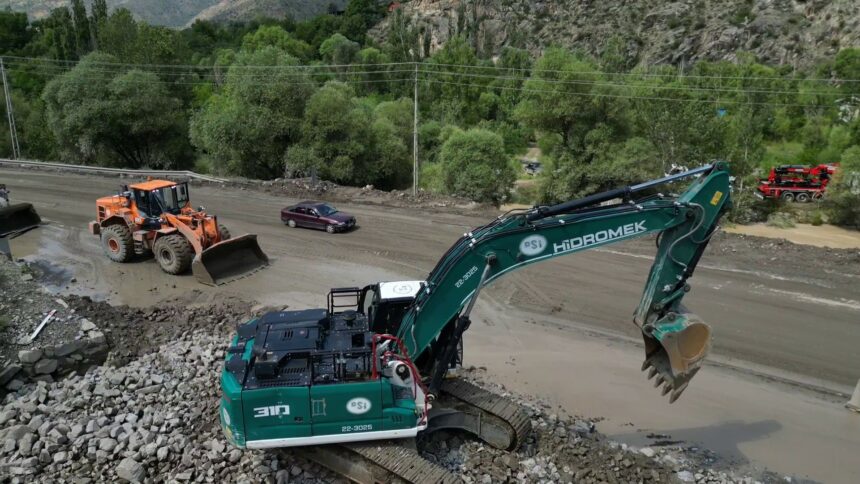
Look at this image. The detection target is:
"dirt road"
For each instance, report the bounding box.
[6,169,859,386]
[4,169,860,481]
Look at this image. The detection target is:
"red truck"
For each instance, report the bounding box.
[756,163,839,202]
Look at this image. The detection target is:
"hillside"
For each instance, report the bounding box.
[373,0,860,68]
[6,0,348,28]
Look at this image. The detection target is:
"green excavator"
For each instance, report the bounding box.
[219,163,732,469]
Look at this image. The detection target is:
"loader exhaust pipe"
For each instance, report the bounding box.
[641,311,711,403]
[0,203,42,237]
[192,234,269,286]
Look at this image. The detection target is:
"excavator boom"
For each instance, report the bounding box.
[397,163,731,401]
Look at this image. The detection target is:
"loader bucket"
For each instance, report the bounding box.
[0,203,42,237]
[191,234,269,286]
[641,311,711,403]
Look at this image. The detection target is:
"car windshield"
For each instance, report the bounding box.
[316,204,337,216]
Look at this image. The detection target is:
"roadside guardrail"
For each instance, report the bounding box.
[0,158,228,183]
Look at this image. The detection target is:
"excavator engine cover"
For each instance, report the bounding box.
[641,311,711,403]
[0,203,42,237]
[192,234,269,285]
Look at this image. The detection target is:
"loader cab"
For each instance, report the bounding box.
[360,281,424,335]
[129,180,190,217]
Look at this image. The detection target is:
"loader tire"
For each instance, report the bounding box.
[218,224,231,241]
[153,234,193,275]
[101,225,134,263]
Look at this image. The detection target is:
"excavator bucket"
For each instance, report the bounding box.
[191,234,269,286]
[641,311,711,403]
[0,203,42,237]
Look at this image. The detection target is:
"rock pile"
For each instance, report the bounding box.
[420,371,784,484]
[0,333,340,483]
[0,261,109,393]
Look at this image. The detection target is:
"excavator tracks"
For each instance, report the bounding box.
[438,378,532,451]
[292,440,459,484]
[290,379,530,483]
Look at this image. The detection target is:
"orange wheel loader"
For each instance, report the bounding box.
[88,180,268,285]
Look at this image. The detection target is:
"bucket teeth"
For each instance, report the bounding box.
[641,360,652,372]
[661,383,673,396]
[647,368,658,380]
[669,382,690,404]
[653,376,665,388]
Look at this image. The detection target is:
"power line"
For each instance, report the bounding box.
[6,55,860,84]
[3,61,415,80]
[1,55,414,71]
[4,67,413,87]
[6,60,843,98]
[419,78,835,108]
[422,61,860,84]
[416,69,845,97]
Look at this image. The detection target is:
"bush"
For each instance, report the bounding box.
[419,161,446,193]
[727,188,780,224]
[439,128,516,205]
[766,211,796,228]
[809,210,824,226]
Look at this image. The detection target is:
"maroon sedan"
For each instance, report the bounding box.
[280,201,356,233]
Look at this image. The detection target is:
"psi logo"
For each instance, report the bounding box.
[519,235,548,256]
[346,397,372,415]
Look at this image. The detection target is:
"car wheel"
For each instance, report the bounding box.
[326,224,336,234]
[286,219,296,228]
[781,192,795,202]
[795,192,811,203]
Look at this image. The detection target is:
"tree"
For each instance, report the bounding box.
[293,82,411,188]
[825,145,860,227]
[42,53,190,168]
[439,128,515,205]
[515,48,611,154]
[190,47,315,178]
[425,36,487,125]
[0,10,31,55]
[71,0,91,55]
[340,0,384,43]
[319,33,360,65]
[242,25,314,62]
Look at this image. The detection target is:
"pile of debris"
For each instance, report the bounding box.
[249,177,483,212]
[419,370,781,484]
[0,261,109,392]
[0,332,340,483]
[1,257,782,483]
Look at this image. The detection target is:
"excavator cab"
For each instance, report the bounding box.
[359,281,424,335]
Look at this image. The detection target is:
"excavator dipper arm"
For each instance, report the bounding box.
[396,163,732,402]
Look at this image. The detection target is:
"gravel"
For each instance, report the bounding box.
[0,257,795,483]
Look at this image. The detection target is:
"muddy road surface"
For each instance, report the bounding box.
[6,169,859,388]
[4,168,860,482]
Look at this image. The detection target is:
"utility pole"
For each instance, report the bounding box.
[412,61,419,196]
[1,58,21,160]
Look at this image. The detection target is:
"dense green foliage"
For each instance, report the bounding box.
[1,2,859,214]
